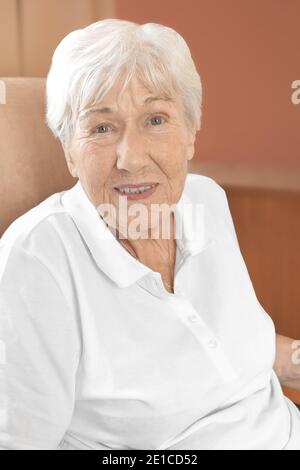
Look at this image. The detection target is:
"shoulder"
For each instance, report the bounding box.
[184,172,239,247]
[184,172,227,206]
[0,188,74,277]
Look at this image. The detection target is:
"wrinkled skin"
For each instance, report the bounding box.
[63,74,197,292]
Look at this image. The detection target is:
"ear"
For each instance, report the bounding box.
[186,127,197,161]
[62,142,78,178]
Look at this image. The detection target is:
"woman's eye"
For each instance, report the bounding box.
[94,124,112,134]
[92,116,166,134]
[149,115,166,126]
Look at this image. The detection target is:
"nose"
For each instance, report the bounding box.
[116,124,149,172]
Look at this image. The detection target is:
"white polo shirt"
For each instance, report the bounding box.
[0,173,299,450]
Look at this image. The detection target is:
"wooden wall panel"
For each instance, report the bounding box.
[0,0,116,77]
[0,0,21,75]
[20,0,96,76]
[225,188,300,339]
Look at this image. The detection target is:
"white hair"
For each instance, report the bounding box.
[45,18,202,147]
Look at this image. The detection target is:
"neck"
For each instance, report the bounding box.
[116,212,177,273]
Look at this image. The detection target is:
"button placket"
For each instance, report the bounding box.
[174,284,184,297]
[189,314,199,322]
[151,273,185,299]
[153,274,166,293]
[148,273,172,298]
[167,296,238,384]
[136,274,162,297]
[207,338,219,348]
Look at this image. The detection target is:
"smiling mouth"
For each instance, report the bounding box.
[113,183,159,200]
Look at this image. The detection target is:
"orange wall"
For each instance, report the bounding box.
[116,0,300,168]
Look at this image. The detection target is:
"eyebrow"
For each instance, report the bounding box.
[79,96,174,121]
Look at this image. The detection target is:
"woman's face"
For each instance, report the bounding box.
[64,74,197,237]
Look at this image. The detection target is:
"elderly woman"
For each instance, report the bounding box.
[0,19,300,451]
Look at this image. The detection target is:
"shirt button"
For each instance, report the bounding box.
[207,338,219,348]
[189,315,199,322]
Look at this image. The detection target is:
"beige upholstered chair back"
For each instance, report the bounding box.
[0,77,75,237]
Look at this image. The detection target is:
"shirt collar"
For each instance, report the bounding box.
[61,179,213,288]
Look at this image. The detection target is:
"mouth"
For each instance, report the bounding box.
[113,182,159,201]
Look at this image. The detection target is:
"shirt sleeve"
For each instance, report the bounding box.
[213,183,277,339]
[0,244,81,450]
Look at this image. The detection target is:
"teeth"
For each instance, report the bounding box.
[118,185,154,194]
